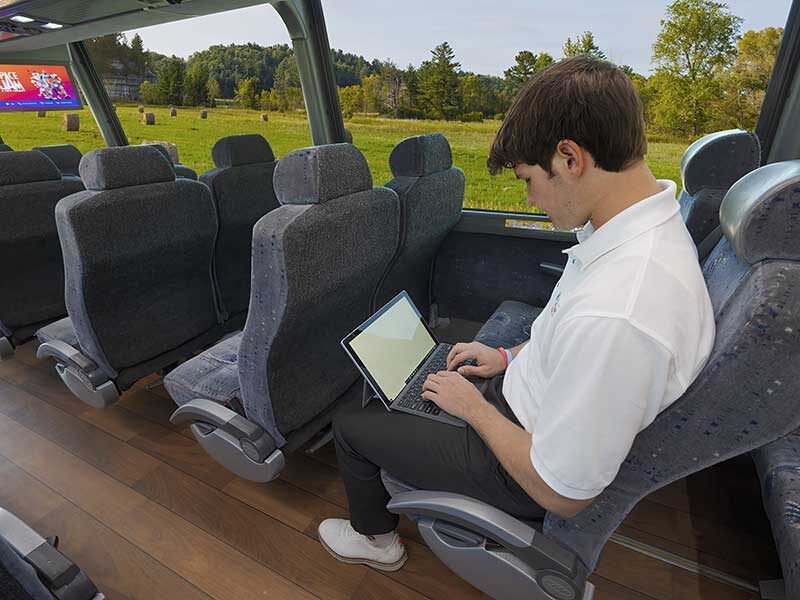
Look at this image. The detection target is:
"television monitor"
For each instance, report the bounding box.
[0,64,81,111]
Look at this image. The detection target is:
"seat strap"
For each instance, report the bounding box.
[697,225,723,263]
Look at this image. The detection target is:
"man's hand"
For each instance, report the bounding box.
[447,342,507,378]
[422,370,490,423]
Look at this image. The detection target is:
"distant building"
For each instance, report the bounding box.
[102,59,156,100]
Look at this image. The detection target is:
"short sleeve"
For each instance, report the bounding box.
[530,315,673,500]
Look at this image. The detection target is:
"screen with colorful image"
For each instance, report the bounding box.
[0,64,81,111]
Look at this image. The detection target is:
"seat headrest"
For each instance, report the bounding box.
[389,133,453,177]
[212,134,276,168]
[79,146,176,191]
[681,129,761,195]
[273,143,373,205]
[32,144,83,172]
[721,160,800,264]
[0,150,61,186]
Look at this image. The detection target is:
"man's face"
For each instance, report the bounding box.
[514,161,589,231]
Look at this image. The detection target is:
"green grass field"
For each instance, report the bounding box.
[1,106,688,214]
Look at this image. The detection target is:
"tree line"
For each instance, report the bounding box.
[87,0,783,139]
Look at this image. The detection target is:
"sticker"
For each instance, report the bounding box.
[504,218,556,232]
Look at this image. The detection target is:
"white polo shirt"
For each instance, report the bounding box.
[502,180,715,500]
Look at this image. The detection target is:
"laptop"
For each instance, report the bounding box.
[341,291,486,427]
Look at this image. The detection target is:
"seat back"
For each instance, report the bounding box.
[0,151,84,342]
[202,134,280,321]
[144,143,198,180]
[57,146,222,388]
[545,160,800,570]
[678,129,760,244]
[0,144,13,152]
[237,144,399,445]
[375,134,464,316]
[32,144,83,177]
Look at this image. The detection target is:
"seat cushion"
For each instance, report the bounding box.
[473,301,542,348]
[752,431,800,597]
[163,332,242,407]
[35,316,79,348]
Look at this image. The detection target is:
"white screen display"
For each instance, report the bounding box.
[349,296,436,401]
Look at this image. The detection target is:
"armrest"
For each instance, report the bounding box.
[170,399,274,463]
[388,490,582,577]
[0,508,100,599]
[539,262,565,277]
[36,340,97,373]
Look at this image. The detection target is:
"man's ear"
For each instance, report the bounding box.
[556,140,588,177]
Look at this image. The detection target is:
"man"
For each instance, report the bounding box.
[318,56,715,571]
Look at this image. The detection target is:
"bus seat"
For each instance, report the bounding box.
[0,507,104,600]
[32,144,83,178]
[202,134,280,327]
[36,146,224,408]
[753,421,800,596]
[679,129,760,244]
[375,133,464,317]
[384,160,800,600]
[143,143,198,180]
[165,143,400,482]
[0,151,84,360]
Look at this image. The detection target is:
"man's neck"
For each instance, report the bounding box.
[588,163,663,230]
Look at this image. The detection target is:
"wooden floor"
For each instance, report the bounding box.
[0,342,782,600]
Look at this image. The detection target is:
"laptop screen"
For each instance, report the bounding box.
[343,292,437,402]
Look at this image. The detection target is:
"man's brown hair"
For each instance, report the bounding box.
[488,56,647,176]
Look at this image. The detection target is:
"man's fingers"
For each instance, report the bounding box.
[447,350,475,371]
[457,365,489,378]
[421,390,439,403]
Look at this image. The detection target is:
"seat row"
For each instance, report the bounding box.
[0,139,222,358]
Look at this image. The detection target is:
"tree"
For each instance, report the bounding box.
[563,31,606,60]
[717,27,783,129]
[273,55,304,111]
[234,76,261,109]
[339,85,364,117]
[651,0,742,135]
[183,60,210,106]
[206,77,221,107]
[379,61,403,116]
[504,50,554,99]
[130,34,146,74]
[139,80,159,105]
[155,56,185,106]
[417,42,462,120]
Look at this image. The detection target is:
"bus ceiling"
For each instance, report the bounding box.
[0,0,346,145]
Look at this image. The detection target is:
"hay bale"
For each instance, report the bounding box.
[260,113,269,122]
[37,110,46,118]
[142,140,179,163]
[140,112,156,125]
[170,107,177,117]
[61,114,79,132]
[199,110,208,119]
[137,105,145,113]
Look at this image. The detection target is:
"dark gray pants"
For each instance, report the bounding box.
[333,376,547,535]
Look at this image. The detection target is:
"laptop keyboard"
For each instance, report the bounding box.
[395,346,450,416]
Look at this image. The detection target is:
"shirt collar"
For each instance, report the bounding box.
[564,180,679,270]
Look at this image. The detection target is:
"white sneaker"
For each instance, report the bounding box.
[318,518,407,571]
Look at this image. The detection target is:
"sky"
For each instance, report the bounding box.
[129,1,792,76]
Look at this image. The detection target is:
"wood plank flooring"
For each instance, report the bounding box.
[0,341,781,599]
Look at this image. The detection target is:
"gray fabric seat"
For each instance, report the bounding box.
[753,432,800,597]
[31,144,83,178]
[375,134,464,316]
[678,129,760,244]
[384,160,800,600]
[201,134,280,326]
[165,144,400,482]
[0,151,84,358]
[144,144,198,180]
[35,145,223,407]
[0,508,103,600]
